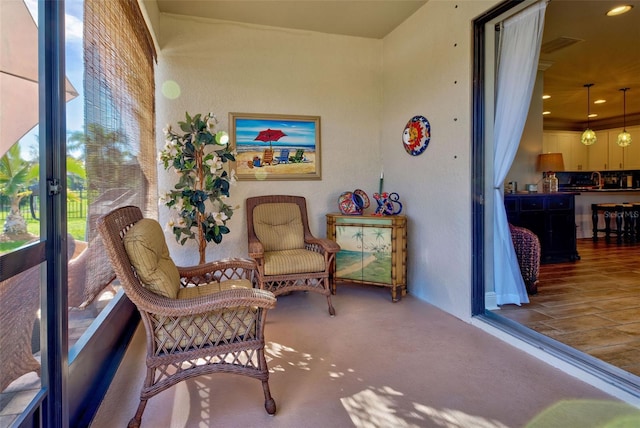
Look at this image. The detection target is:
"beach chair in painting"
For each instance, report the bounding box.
[274,149,290,164]
[262,149,274,166]
[289,149,305,163]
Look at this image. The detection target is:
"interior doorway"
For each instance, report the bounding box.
[472,0,640,398]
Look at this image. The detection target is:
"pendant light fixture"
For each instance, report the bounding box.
[581,83,597,146]
[617,88,632,147]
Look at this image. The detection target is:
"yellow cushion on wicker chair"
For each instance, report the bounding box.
[123,218,180,299]
[177,279,252,299]
[253,203,304,251]
[159,280,256,349]
[264,248,325,275]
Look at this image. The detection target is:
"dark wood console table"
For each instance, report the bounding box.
[504,193,580,263]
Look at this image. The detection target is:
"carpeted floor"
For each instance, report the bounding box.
[91,283,634,428]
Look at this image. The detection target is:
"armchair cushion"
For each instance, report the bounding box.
[123,218,180,299]
[264,249,325,275]
[157,281,256,349]
[253,203,304,251]
[177,279,252,299]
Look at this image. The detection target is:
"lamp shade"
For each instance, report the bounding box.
[617,130,632,147]
[581,128,597,146]
[537,153,565,172]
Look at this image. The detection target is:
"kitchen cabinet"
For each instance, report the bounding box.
[587,131,609,170]
[326,213,407,302]
[543,131,587,171]
[584,125,640,171]
[619,126,640,169]
[608,129,625,170]
[504,193,579,263]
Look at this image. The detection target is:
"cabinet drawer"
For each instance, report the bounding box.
[520,198,545,211]
[549,196,572,210]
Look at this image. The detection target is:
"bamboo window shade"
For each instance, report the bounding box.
[79,0,157,306]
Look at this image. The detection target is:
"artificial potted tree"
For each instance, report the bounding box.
[159,112,235,264]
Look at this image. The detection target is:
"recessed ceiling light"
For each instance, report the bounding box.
[606,5,633,16]
[594,99,606,104]
[542,111,551,115]
[588,113,598,118]
[542,94,551,100]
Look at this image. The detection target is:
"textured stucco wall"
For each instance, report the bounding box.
[381,0,497,319]
[154,0,498,321]
[156,15,383,266]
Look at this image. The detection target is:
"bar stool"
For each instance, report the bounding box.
[592,203,625,243]
[618,203,634,243]
[631,203,640,242]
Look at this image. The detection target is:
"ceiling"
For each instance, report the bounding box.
[154,0,640,131]
[541,0,640,131]
[154,0,427,39]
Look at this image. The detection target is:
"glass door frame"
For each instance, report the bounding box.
[10,2,139,426]
[471,0,640,400]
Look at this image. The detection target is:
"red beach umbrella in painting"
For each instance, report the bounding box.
[254,129,287,150]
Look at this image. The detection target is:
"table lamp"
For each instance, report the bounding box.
[537,153,564,192]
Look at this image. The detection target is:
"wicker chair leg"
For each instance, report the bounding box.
[127,398,147,428]
[262,380,276,415]
[326,295,336,316]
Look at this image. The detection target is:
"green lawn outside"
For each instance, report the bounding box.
[0,200,87,254]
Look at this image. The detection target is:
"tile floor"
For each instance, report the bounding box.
[496,238,640,377]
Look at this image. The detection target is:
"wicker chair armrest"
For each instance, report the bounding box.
[176,257,257,284]
[247,238,265,259]
[135,287,276,317]
[305,236,340,253]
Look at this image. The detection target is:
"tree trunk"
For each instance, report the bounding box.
[3,195,28,236]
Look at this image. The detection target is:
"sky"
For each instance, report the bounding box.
[21,0,84,159]
[235,118,318,149]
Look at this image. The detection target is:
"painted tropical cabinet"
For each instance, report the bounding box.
[326,214,407,302]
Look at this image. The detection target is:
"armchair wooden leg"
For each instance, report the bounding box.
[327,295,336,316]
[128,398,147,428]
[262,380,276,415]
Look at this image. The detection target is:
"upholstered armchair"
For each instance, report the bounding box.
[246,195,340,315]
[97,206,277,428]
[509,223,541,295]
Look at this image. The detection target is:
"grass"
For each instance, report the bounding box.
[0,216,87,254]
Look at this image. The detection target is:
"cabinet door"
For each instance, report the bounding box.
[622,126,640,169]
[334,224,393,284]
[558,131,586,170]
[587,131,609,170]
[334,225,365,281]
[608,129,624,170]
[547,196,575,256]
[548,211,575,254]
[360,226,392,284]
[543,131,585,170]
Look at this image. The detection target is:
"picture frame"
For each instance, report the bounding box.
[229,112,321,181]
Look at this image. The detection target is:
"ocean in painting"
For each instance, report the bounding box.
[235,143,315,153]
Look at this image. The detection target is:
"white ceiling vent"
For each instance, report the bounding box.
[540,37,584,54]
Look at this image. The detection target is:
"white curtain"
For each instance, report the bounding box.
[494,1,547,306]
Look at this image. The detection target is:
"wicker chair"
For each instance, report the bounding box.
[97,206,277,427]
[509,223,541,295]
[246,195,340,316]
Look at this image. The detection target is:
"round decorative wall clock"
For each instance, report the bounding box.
[402,115,430,156]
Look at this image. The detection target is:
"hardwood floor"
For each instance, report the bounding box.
[496,238,640,377]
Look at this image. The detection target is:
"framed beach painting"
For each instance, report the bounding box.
[229,112,321,181]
